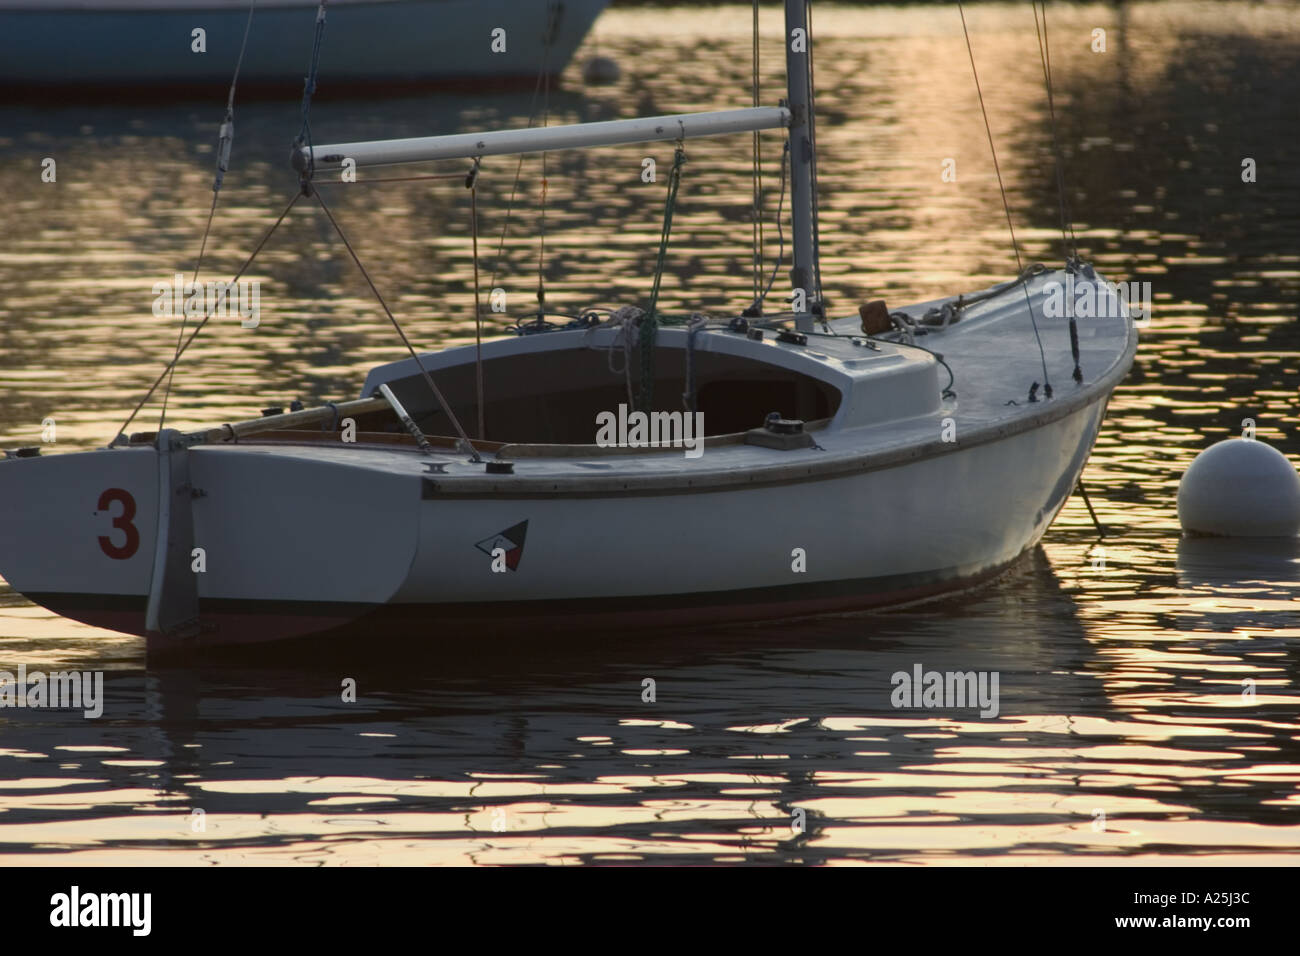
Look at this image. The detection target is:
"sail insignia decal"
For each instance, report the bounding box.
[475,521,529,571]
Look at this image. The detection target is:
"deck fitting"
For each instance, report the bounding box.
[746,414,814,450]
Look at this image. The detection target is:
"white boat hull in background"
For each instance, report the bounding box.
[0,0,610,91]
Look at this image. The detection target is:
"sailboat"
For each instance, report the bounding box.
[0,1,1137,658]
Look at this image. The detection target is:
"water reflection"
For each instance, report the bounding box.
[1,3,1298,863]
[2,546,1298,864]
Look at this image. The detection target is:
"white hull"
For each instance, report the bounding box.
[0,269,1137,654]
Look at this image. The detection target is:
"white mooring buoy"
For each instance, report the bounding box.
[1177,438,1300,537]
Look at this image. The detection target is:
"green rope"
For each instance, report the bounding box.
[639,144,686,412]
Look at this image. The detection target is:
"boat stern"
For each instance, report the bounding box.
[0,445,159,633]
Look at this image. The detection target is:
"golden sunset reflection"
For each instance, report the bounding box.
[1,2,1298,865]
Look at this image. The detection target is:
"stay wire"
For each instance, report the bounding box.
[1033,1,1078,260]
[751,0,764,305]
[957,1,1052,398]
[488,59,550,293]
[293,0,328,192]
[747,139,789,316]
[469,158,485,440]
[536,4,561,317]
[312,190,481,462]
[806,0,826,323]
[157,0,258,431]
[111,191,301,446]
[1033,1,1083,384]
[639,144,687,412]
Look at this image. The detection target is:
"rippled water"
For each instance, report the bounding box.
[1,2,1298,864]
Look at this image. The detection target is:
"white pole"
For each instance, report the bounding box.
[785,0,818,332]
[294,106,792,171]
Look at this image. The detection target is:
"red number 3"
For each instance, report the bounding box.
[97,488,139,560]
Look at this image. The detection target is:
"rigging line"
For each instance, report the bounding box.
[648,148,687,313]
[751,0,763,305]
[110,191,302,447]
[157,0,258,432]
[639,144,687,412]
[537,159,547,312]
[157,190,218,433]
[1033,1,1077,260]
[312,189,481,463]
[806,0,826,324]
[1041,3,1077,257]
[885,337,956,399]
[957,1,1052,396]
[536,2,559,317]
[1033,1,1083,385]
[469,158,485,441]
[488,59,549,293]
[293,0,329,190]
[747,139,789,315]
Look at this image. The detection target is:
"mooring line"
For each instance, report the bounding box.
[1076,478,1106,538]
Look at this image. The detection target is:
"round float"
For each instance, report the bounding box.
[1178,439,1300,537]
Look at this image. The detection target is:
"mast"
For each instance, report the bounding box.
[784,0,819,331]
